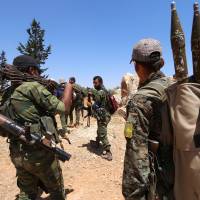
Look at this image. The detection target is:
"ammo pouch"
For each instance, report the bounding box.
[40,116,60,143]
[30,116,59,144]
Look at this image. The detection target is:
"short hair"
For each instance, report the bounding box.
[69,77,76,83]
[93,76,103,84]
[136,57,164,72]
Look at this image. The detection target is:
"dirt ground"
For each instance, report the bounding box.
[0,114,126,200]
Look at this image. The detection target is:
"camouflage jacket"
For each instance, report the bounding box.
[72,83,86,107]
[89,85,111,120]
[2,81,67,147]
[122,71,171,200]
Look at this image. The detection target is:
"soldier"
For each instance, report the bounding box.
[68,77,84,127]
[1,55,71,200]
[122,39,172,200]
[90,76,112,161]
[55,79,67,100]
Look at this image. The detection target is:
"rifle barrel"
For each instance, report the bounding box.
[0,114,71,162]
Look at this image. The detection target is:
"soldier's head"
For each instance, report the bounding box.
[13,55,43,76]
[69,77,76,84]
[59,79,66,87]
[93,76,103,90]
[130,38,164,83]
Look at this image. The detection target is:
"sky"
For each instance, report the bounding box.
[0,0,197,88]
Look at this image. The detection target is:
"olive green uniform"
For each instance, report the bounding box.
[91,86,111,151]
[2,82,66,200]
[68,84,85,125]
[69,94,83,125]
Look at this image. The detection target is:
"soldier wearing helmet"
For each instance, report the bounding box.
[122,39,173,200]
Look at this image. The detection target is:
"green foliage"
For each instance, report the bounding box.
[0,51,9,96]
[17,19,51,65]
[0,51,7,67]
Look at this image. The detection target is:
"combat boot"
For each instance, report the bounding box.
[101,150,113,161]
[90,140,100,149]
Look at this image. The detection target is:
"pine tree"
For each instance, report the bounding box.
[0,51,7,67]
[0,51,8,94]
[17,19,51,65]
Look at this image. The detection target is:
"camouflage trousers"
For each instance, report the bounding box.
[68,104,82,125]
[122,138,151,200]
[96,115,111,151]
[122,138,174,200]
[10,143,65,200]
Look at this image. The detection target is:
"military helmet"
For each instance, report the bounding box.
[13,55,45,74]
[130,38,162,64]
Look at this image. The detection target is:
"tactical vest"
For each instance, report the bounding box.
[136,77,175,199]
[136,77,172,102]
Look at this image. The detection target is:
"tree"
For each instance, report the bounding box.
[17,19,51,65]
[0,50,7,67]
[0,51,8,94]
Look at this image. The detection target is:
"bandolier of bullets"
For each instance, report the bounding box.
[171,1,200,83]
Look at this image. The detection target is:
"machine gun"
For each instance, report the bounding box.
[0,114,71,162]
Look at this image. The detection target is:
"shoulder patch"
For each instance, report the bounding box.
[124,122,134,139]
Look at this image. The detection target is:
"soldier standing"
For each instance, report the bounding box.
[1,55,71,200]
[122,39,172,200]
[90,76,112,161]
[68,77,84,127]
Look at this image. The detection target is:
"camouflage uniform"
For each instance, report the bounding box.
[3,82,66,200]
[123,39,173,200]
[68,84,84,125]
[91,86,111,151]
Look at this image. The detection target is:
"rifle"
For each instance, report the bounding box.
[84,93,92,127]
[0,114,71,162]
[0,64,59,94]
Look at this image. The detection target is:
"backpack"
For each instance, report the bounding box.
[106,93,119,114]
[162,81,200,200]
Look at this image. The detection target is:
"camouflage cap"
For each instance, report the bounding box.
[130,38,162,64]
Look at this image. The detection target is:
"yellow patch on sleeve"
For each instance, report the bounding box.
[124,122,134,139]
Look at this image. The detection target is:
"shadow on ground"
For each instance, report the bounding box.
[80,140,103,156]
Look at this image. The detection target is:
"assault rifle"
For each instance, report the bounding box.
[0,114,71,162]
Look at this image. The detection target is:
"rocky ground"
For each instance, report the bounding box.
[0,114,126,200]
